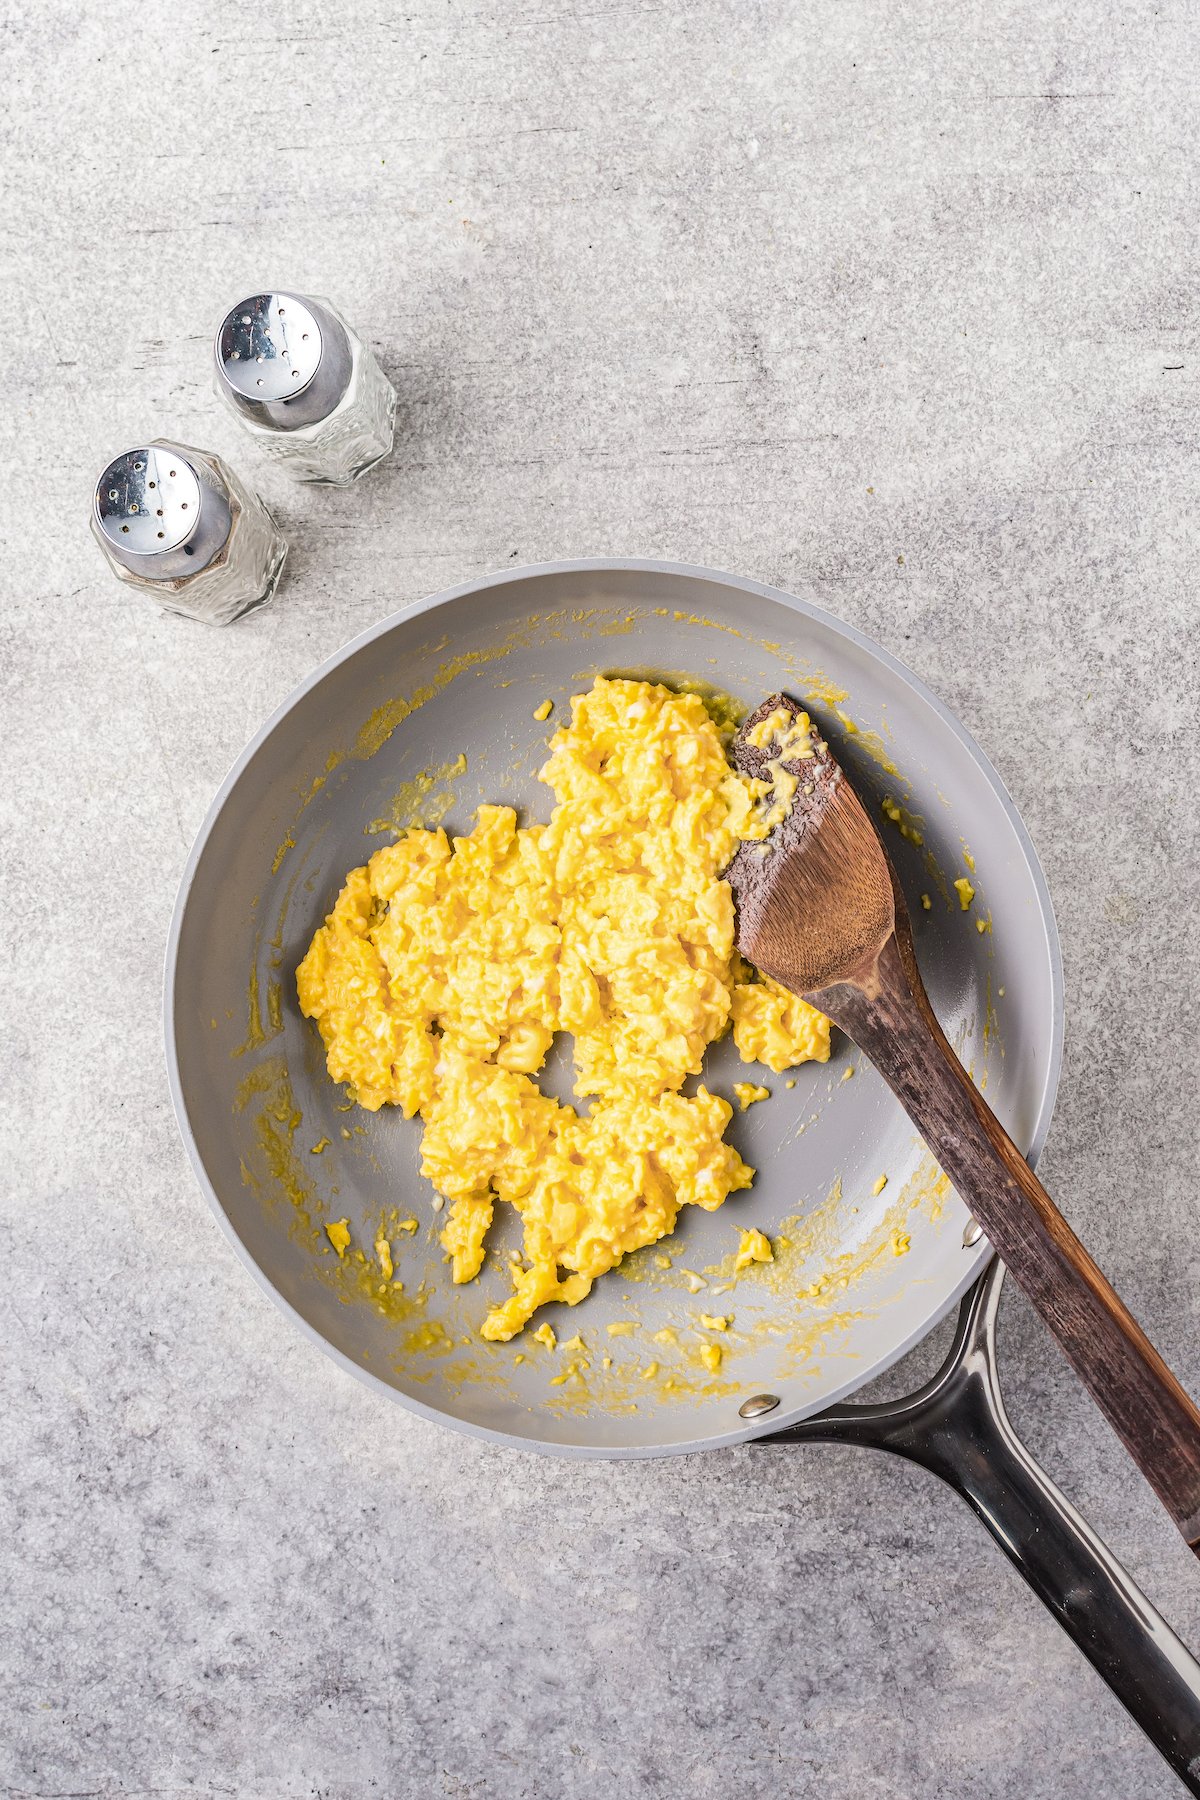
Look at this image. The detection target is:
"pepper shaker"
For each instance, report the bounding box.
[91,440,287,626]
[213,292,396,485]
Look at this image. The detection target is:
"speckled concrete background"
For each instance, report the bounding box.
[4,1,1200,1795]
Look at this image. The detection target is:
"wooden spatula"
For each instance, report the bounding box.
[725,694,1200,1553]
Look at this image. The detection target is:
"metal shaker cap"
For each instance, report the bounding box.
[214,293,353,431]
[93,443,232,580]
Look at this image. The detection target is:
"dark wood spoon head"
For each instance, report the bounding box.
[725,695,900,998]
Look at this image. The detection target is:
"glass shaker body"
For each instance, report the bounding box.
[214,293,396,486]
[91,441,287,626]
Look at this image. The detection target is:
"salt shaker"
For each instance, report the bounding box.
[91,441,287,626]
[213,292,396,485]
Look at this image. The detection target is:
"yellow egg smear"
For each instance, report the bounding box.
[297,676,831,1343]
[739,703,816,838]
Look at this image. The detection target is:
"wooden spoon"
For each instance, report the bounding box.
[725,694,1200,1553]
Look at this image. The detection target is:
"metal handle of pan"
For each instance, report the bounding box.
[759,1259,1200,1794]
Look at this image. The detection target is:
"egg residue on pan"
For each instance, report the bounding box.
[296,677,830,1340]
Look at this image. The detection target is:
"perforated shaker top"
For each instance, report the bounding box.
[215,294,326,405]
[94,447,203,555]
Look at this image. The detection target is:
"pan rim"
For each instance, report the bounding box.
[163,557,1064,1459]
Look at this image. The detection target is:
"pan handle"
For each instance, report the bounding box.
[759,1259,1200,1794]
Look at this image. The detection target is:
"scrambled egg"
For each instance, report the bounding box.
[324,1218,351,1258]
[734,1227,775,1270]
[297,677,830,1339]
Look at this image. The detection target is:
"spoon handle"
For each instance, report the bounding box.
[811,929,1200,1553]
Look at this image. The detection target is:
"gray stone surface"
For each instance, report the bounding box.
[3,0,1200,1794]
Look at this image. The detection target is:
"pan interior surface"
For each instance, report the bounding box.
[168,563,1061,1455]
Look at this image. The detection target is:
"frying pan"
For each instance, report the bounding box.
[166,560,1200,1789]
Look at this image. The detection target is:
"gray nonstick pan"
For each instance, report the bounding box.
[165,560,1200,1790]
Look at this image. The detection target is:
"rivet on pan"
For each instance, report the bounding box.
[739,1393,781,1420]
[962,1217,985,1248]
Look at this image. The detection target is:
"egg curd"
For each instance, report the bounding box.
[297,677,830,1340]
